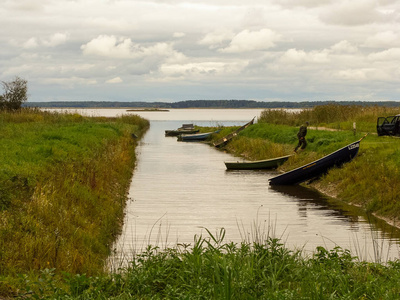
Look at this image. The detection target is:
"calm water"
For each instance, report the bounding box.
[51,109,400,266]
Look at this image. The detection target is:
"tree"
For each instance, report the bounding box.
[0,76,28,110]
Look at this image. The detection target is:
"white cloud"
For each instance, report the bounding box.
[273,0,333,8]
[1,0,400,101]
[23,37,39,49]
[330,40,358,54]
[42,33,69,47]
[81,35,134,58]
[363,31,400,48]
[81,35,187,63]
[320,0,385,26]
[368,48,400,61]
[279,48,330,65]
[173,32,185,38]
[22,33,68,49]
[219,29,282,53]
[106,77,123,83]
[198,30,234,49]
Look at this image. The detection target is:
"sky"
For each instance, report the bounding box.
[1,0,400,102]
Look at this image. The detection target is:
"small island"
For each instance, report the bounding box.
[126,108,169,112]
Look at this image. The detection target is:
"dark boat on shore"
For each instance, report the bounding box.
[269,136,366,185]
[213,117,255,148]
[225,155,292,170]
[165,124,199,136]
[178,130,221,142]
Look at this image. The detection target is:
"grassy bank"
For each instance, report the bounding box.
[211,104,400,225]
[0,109,149,296]
[5,229,400,299]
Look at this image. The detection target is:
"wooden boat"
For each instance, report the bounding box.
[225,155,292,170]
[269,137,366,185]
[213,117,255,148]
[165,129,199,136]
[178,130,220,142]
[165,124,199,136]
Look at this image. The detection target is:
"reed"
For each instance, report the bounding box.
[259,104,400,132]
[0,109,149,280]
[9,229,400,299]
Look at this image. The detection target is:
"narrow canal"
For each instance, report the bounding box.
[75,109,400,269]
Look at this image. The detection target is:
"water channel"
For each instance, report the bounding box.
[55,108,400,268]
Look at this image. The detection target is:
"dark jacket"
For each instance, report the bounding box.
[297,125,307,139]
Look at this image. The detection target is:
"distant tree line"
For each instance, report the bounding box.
[24,99,400,109]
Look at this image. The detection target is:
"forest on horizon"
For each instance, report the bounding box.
[24,99,400,109]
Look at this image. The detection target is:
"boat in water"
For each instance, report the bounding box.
[269,136,366,185]
[178,130,220,142]
[225,155,292,170]
[213,117,255,148]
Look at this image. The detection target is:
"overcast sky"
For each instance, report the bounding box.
[1,0,399,102]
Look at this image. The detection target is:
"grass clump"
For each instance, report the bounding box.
[0,108,149,296]
[8,229,400,299]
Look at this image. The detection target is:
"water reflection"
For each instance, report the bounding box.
[270,185,360,224]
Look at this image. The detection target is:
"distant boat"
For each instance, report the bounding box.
[225,155,292,170]
[269,136,366,185]
[178,130,221,142]
[213,117,255,148]
[165,124,199,136]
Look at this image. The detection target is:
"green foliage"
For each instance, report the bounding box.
[6,231,400,299]
[259,104,400,132]
[0,109,149,283]
[0,76,28,111]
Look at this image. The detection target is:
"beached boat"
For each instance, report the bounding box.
[165,129,199,136]
[225,155,292,170]
[178,130,220,142]
[213,117,255,148]
[269,137,366,185]
[165,124,199,136]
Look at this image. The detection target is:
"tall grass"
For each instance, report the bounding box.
[0,109,149,280]
[10,229,400,299]
[259,104,400,132]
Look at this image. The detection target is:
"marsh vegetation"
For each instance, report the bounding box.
[2,105,400,299]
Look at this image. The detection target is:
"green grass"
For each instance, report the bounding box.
[8,229,400,299]
[0,109,149,296]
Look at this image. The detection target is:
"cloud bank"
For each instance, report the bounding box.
[1,0,399,102]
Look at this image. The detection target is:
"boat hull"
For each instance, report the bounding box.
[225,155,291,170]
[165,129,199,136]
[178,130,219,141]
[269,140,361,185]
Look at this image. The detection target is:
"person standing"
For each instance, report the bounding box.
[294,121,309,152]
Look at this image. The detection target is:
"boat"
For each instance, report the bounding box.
[225,155,292,170]
[269,136,366,185]
[165,124,199,136]
[178,130,220,142]
[165,129,199,136]
[213,117,255,148]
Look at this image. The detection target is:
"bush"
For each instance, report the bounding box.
[0,76,28,111]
